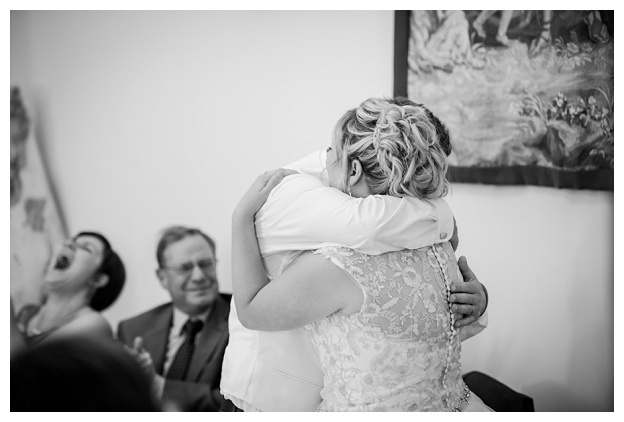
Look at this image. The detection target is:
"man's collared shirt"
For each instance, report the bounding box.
[163,307,211,376]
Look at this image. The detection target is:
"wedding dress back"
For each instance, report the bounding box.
[305,242,471,411]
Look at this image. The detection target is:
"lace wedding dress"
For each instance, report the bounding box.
[304,243,490,411]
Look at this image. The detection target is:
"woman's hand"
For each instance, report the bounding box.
[234,168,298,219]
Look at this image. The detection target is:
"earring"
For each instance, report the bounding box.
[347,185,352,196]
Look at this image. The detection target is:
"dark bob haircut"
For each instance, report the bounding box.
[76,231,126,311]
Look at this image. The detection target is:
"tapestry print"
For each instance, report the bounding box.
[394,10,614,190]
[11,87,67,311]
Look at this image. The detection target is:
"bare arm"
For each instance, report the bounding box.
[232,169,360,331]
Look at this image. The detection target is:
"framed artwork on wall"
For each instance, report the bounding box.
[394,10,614,190]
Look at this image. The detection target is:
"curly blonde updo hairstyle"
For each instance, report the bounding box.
[332,97,451,199]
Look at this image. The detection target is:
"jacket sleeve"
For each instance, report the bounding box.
[255,174,454,256]
[116,322,130,345]
[284,149,327,177]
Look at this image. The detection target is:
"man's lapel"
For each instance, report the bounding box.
[141,305,173,375]
[186,295,228,381]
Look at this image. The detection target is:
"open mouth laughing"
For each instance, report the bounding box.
[53,249,73,270]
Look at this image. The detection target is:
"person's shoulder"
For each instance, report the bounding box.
[215,292,232,314]
[59,309,113,339]
[276,173,324,191]
[377,195,450,214]
[215,293,232,323]
[263,174,328,207]
[76,309,109,327]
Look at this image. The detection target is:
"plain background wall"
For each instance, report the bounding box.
[10,10,614,411]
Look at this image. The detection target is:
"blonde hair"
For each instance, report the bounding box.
[333,97,450,199]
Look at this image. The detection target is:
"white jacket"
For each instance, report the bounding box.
[220,151,486,411]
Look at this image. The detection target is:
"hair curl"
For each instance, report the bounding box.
[333,97,451,199]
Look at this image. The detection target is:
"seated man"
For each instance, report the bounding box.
[220,149,488,411]
[117,226,230,412]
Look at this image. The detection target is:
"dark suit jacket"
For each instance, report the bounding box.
[463,371,534,412]
[117,293,231,411]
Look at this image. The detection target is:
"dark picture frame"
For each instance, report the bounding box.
[394,11,614,191]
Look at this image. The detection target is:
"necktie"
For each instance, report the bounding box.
[166,318,204,381]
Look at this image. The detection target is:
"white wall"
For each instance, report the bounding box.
[10,10,613,411]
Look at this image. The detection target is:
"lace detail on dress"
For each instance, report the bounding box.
[305,243,470,411]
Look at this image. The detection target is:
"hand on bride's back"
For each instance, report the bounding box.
[234,168,298,219]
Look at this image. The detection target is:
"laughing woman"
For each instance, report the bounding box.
[15,232,125,346]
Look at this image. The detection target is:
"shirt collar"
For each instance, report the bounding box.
[171,305,211,336]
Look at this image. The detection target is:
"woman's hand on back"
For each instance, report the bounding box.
[234,168,298,220]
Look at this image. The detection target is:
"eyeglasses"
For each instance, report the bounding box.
[161,259,217,277]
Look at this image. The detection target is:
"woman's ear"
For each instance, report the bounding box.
[92,274,109,289]
[348,159,364,186]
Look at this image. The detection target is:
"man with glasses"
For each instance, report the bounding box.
[117,226,231,411]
